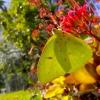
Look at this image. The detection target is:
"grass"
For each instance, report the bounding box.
[0,90,34,100]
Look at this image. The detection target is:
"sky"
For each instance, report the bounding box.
[4,0,11,7]
[0,0,11,40]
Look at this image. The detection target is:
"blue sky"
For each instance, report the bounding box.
[4,0,11,7]
[4,0,10,3]
[0,0,11,40]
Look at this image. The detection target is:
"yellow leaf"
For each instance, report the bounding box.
[52,76,65,85]
[44,84,64,99]
[62,95,73,100]
[72,67,96,84]
[96,65,100,76]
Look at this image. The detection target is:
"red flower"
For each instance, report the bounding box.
[28,0,41,6]
[39,7,49,18]
[46,24,55,33]
[60,4,92,34]
[32,29,39,38]
[60,4,100,41]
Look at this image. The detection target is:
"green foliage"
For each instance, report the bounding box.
[31,89,42,100]
[0,0,31,52]
[0,41,30,90]
[0,90,42,100]
[0,0,6,11]
[77,0,84,5]
[0,0,38,90]
[0,0,4,7]
[37,29,92,83]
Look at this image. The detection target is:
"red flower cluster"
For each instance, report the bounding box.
[39,7,49,18]
[28,0,41,6]
[32,29,39,38]
[46,24,55,33]
[60,4,93,35]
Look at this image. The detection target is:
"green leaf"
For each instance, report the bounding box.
[31,89,42,100]
[37,29,92,83]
